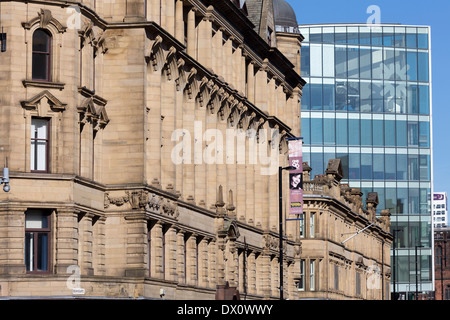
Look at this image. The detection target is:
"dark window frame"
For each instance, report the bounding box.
[31,117,50,173]
[25,210,52,274]
[32,29,52,82]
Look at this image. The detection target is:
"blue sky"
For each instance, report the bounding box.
[289,0,450,193]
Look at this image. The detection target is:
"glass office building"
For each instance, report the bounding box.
[299,24,433,299]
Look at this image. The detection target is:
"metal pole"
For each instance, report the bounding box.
[279,166,283,300]
[415,245,423,300]
[440,245,444,300]
[393,232,396,300]
[382,240,384,300]
[415,245,418,300]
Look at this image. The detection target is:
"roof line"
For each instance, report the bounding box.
[299,23,430,28]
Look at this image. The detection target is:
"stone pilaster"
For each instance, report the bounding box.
[165,225,178,282]
[186,233,198,286]
[55,209,79,274]
[176,229,185,284]
[78,212,94,276]
[92,216,106,276]
[208,239,217,289]
[125,214,148,277]
[186,8,197,58]
[0,208,26,275]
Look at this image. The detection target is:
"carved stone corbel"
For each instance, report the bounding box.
[22,9,67,33]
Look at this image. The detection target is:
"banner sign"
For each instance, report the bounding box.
[434,194,445,201]
[288,139,303,215]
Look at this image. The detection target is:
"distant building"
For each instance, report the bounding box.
[298,23,434,300]
[300,159,393,300]
[433,192,448,228]
[434,228,450,300]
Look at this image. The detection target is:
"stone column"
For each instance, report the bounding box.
[160,64,177,194]
[176,229,185,284]
[55,209,79,274]
[0,208,26,275]
[271,256,279,297]
[197,17,213,70]
[186,233,198,286]
[78,212,94,276]
[165,226,178,282]
[223,37,233,85]
[125,215,148,277]
[248,251,257,295]
[175,0,185,43]
[149,0,160,24]
[150,221,164,279]
[146,49,162,188]
[246,61,255,104]
[198,237,209,288]
[208,239,217,289]
[186,8,197,58]
[254,66,268,113]
[164,0,175,36]
[212,27,224,75]
[92,216,106,275]
[245,136,255,226]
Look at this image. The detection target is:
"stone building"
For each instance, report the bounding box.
[300,159,393,300]
[0,0,307,299]
[0,0,392,300]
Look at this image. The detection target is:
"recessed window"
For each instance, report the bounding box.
[31,118,50,172]
[25,210,51,273]
[32,29,52,81]
[310,260,316,291]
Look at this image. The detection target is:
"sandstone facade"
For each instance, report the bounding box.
[0,0,391,300]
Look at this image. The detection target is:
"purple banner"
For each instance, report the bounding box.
[288,140,303,215]
[434,194,445,201]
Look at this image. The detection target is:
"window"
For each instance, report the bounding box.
[310,118,323,145]
[299,213,305,238]
[301,45,310,77]
[445,286,450,300]
[310,212,315,238]
[310,260,316,291]
[31,118,50,172]
[298,260,305,291]
[349,153,361,179]
[334,264,339,290]
[361,154,373,180]
[32,29,52,81]
[356,272,361,296]
[25,210,51,273]
[361,119,372,146]
[336,119,348,145]
[324,118,336,145]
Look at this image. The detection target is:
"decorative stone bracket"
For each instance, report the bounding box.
[21,90,67,116]
[104,190,179,220]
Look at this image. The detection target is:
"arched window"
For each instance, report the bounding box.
[32,29,52,81]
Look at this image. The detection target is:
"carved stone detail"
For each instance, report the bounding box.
[22,9,67,33]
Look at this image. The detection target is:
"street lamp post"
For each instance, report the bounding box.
[415,245,423,300]
[437,232,447,300]
[392,229,402,300]
[279,165,295,301]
